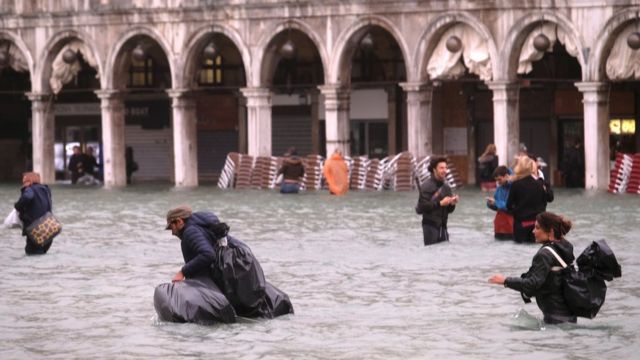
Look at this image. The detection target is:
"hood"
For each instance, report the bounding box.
[187,211,220,228]
[548,239,575,264]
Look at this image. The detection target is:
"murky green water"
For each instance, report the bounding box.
[0,185,638,359]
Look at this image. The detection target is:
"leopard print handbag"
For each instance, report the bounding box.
[26,212,62,247]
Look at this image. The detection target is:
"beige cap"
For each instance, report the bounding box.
[165,205,192,229]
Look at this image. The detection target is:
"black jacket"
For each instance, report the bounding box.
[415,177,455,227]
[506,176,552,220]
[14,183,52,233]
[278,157,305,181]
[505,239,576,322]
[178,212,219,278]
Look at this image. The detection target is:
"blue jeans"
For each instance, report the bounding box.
[280,182,300,194]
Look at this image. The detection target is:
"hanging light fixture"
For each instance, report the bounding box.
[62,48,78,64]
[203,40,218,60]
[279,27,296,59]
[360,32,374,52]
[628,12,640,50]
[445,35,462,52]
[0,49,8,67]
[533,15,550,52]
[132,43,146,62]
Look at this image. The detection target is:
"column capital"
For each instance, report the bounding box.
[166,88,194,99]
[399,82,431,93]
[574,81,609,93]
[26,92,52,102]
[240,87,271,107]
[486,80,519,92]
[318,83,350,97]
[94,89,123,100]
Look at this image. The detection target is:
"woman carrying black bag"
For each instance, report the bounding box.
[488,211,577,324]
[14,172,59,255]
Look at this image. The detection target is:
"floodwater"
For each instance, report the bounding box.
[0,184,638,359]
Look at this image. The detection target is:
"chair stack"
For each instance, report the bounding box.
[217,152,240,189]
[625,154,640,194]
[234,154,255,189]
[251,156,278,189]
[302,155,324,190]
[349,156,369,190]
[391,152,416,191]
[364,158,385,190]
[608,152,633,193]
[445,160,464,189]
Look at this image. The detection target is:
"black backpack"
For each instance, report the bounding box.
[544,240,622,319]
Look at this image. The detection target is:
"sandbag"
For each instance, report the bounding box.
[153,276,236,325]
[211,236,266,315]
[560,266,607,319]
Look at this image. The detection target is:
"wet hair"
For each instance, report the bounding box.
[22,172,41,184]
[428,156,448,174]
[492,165,509,178]
[536,211,572,240]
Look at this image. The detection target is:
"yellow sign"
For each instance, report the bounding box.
[610,119,636,135]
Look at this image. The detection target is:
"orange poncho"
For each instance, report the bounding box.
[323,153,349,196]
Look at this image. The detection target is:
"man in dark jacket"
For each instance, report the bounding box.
[415,156,459,246]
[14,172,54,255]
[165,205,217,282]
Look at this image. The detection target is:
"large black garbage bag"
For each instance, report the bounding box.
[577,239,622,281]
[154,276,236,325]
[241,282,294,319]
[563,239,622,319]
[211,236,266,315]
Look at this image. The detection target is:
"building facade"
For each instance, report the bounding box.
[0,0,639,189]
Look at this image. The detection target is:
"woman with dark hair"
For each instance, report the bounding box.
[489,211,576,324]
[277,147,305,194]
[14,172,55,255]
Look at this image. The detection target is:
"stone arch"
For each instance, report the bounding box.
[590,7,640,82]
[33,29,104,93]
[330,15,412,85]
[104,26,173,90]
[0,31,35,78]
[415,11,499,83]
[500,10,586,81]
[182,24,252,89]
[255,18,329,88]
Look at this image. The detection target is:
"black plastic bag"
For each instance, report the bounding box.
[154,276,236,325]
[561,266,607,319]
[563,240,621,319]
[210,236,266,315]
[258,281,295,318]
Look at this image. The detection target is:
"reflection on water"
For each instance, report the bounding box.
[0,185,639,359]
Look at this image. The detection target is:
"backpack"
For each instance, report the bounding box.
[544,240,622,319]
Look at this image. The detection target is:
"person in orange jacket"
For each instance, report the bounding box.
[323,149,349,196]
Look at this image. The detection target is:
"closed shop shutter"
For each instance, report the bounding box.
[125,125,172,181]
[198,130,238,181]
[272,114,312,156]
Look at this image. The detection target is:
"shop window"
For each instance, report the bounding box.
[199,55,223,85]
[129,58,154,87]
[610,118,637,158]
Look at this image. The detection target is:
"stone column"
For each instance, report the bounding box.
[310,89,321,154]
[237,93,247,154]
[487,81,520,166]
[26,93,55,184]
[240,87,272,156]
[386,86,397,156]
[167,89,198,187]
[95,90,126,187]
[319,84,350,156]
[576,82,610,190]
[399,82,433,158]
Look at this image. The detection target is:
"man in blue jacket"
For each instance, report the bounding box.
[165,205,217,283]
[486,165,513,240]
[14,172,54,255]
